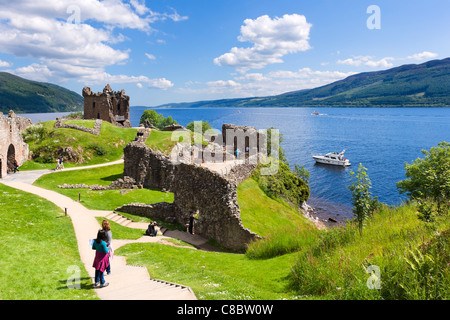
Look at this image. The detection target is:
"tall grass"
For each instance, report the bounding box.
[287,203,450,299]
[245,227,319,260]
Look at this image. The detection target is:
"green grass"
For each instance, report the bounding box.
[144,130,179,154]
[116,242,301,300]
[144,129,209,155]
[238,178,314,236]
[63,119,95,129]
[115,201,449,300]
[33,163,174,211]
[238,178,319,259]
[287,203,450,299]
[0,184,98,300]
[95,217,146,240]
[21,120,137,170]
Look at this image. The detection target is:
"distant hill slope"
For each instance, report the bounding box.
[156,58,450,108]
[0,72,83,113]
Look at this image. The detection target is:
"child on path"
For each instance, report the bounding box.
[92,229,110,288]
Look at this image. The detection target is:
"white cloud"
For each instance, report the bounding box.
[145,53,156,60]
[407,51,438,60]
[0,59,12,68]
[15,63,53,81]
[80,72,174,89]
[136,83,143,88]
[130,0,150,16]
[214,14,312,72]
[337,55,394,68]
[0,0,185,87]
[180,67,354,99]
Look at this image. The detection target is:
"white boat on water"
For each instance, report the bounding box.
[312,150,351,167]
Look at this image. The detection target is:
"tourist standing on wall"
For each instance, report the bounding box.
[92,229,110,288]
[102,220,113,276]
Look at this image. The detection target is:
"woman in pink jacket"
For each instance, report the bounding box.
[92,230,110,288]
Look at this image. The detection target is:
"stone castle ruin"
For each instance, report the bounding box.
[82,84,131,128]
[0,111,32,178]
[116,124,268,250]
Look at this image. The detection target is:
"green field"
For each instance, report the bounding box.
[0,184,98,300]
[33,163,174,211]
[20,120,137,170]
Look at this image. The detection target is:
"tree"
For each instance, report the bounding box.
[348,163,377,236]
[139,110,177,129]
[266,127,286,163]
[397,141,450,216]
[294,164,310,184]
[186,120,213,134]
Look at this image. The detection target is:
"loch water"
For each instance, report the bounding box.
[21,107,450,224]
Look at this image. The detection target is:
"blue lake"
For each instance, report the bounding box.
[21,107,450,223]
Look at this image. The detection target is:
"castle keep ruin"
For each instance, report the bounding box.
[0,111,32,178]
[115,123,268,250]
[82,84,131,128]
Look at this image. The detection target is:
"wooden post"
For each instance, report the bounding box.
[65,208,68,216]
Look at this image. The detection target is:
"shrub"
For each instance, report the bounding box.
[89,143,108,156]
[252,160,310,206]
[397,141,450,216]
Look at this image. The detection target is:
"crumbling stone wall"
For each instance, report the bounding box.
[221,123,266,159]
[55,118,102,135]
[0,111,32,178]
[83,84,131,128]
[123,142,176,190]
[119,141,260,250]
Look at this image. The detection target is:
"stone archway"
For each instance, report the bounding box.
[7,144,15,173]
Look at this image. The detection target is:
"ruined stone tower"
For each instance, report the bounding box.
[82,84,131,128]
[0,111,32,178]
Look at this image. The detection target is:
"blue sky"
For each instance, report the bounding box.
[0,0,449,106]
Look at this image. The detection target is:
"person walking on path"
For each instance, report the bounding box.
[13,160,19,173]
[102,220,113,276]
[92,229,110,288]
[59,156,64,169]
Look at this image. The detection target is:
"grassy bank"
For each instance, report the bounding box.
[0,184,98,300]
[20,120,137,170]
[116,242,300,300]
[33,163,174,211]
[287,203,450,299]
[238,178,319,259]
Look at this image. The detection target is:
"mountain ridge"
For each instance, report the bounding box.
[153,57,450,108]
[0,72,83,114]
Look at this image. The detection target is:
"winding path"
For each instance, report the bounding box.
[1,160,197,300]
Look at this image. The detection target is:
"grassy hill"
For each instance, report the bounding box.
[0,72,83,113]
[156,57,450,108]
[5,117,449,300]
[20,120,137,170]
